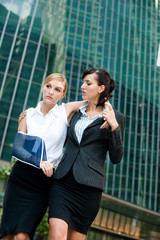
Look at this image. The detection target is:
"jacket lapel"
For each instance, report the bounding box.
[85,117,104,129]
[70,111,105,144]
[70,111,82,143]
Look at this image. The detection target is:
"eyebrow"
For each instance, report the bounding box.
[84,79,92,83]
[47,83,63,89]
[83,79,91,81]
[55,86,64,90]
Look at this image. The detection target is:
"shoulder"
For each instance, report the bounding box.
[55,103,66,116]
[27,107,35,113]
[26,107,36,118]
[114,110,125,119]
[54,103,68,124]
[57,103,65,110]
[114,110,125,124]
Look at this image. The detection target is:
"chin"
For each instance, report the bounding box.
[44,99,54,105]
[82,95,87,100]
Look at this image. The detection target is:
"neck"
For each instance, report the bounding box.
[41,102,56,116]
[85,102,103,120]
[86,101,102,112]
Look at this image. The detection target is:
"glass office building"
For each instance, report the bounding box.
[0,0,160,239]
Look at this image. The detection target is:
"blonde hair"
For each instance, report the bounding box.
[44,73,68,92]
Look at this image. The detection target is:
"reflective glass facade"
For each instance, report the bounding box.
[89,194,160,239]
[0,0,160,239]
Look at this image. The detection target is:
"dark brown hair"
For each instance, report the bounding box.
[82,68,116,107]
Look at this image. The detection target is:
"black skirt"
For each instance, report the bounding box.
[0,161,52,239]
[49,169,102,235]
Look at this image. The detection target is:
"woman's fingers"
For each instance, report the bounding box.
[41,161,54,177]
[100,121,109,129]
[102,102,119,130]
[104,101,112,111]
[18,111,27,123]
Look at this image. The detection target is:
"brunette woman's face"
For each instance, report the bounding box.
[81,73,104,102]
[42,80,66,106]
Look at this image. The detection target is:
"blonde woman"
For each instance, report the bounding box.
[0,73,85,240]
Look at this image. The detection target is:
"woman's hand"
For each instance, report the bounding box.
[40,161,54,177]
[100,101,119,130]
[18,111,27,123]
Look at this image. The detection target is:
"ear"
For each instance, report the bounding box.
[99,85,105,94]
[61,91,66,99]
[41,84,44,92]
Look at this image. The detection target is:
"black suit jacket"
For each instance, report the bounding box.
[54,110,125,190]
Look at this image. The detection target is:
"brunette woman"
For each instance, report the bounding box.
[48,68,125,240]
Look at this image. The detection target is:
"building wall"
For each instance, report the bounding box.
[0,0,160,215]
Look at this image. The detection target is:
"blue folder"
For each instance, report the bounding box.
[12,132,47,168]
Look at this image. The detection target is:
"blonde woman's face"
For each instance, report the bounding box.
[42,79,66,106]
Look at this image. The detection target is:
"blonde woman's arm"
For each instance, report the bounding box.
[64,101,87,122]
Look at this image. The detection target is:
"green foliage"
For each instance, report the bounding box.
[0,159,49,238]
[0,160,16,180]
[36,211,49,237]
[0,208,2,218]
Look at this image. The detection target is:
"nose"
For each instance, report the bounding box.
[81,83,85,89]
[49,88,53,95]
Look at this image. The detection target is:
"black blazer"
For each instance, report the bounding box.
[54,110,125,190]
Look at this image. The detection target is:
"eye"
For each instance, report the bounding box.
[83,80,92,86]
[55,88,61,92]
[46,84,50,88]
[85,80,92,85]
[87,82,91,86]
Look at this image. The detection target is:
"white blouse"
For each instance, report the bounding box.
[26,102,68,168]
